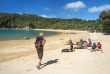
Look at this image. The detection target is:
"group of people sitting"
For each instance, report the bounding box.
[74,39,87,49]
[62,38,102,53]
[91,41,102,52]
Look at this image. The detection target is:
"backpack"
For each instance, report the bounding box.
[62,49,69,52]
[35,36,43,49]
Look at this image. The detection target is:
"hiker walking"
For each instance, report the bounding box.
[34,32,46,69]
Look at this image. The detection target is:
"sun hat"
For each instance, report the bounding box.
[39,32,44,37]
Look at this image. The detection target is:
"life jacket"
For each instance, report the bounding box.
[35,36,44,49]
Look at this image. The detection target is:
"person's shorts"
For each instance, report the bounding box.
[37,49,43,60]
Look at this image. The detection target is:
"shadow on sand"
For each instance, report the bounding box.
[40,59,58,69]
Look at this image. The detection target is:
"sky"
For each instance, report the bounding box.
[0,0,110,20]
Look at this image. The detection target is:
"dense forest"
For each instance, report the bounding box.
[0,10,110,33]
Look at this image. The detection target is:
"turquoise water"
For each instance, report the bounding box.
[0,29,58,41]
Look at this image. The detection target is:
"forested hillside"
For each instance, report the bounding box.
[0,10,110,33]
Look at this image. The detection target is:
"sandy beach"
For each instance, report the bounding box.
[0,29,110,74]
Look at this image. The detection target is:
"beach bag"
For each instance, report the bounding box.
[62,49,69,52]
[35,37,43,49]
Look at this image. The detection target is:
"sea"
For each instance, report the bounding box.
[0,29,59,41]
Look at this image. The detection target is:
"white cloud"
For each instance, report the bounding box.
[40,15,48,18]
[88,4,110,12]
[40,15,56,18]
[43,7,50,11]
[64,1,86,11]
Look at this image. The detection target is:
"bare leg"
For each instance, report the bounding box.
[37,59,41,70]
[38,59,42,66]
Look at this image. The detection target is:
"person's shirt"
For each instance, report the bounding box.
[68,40,72,43]
[69,40,72,42]
[97,43,101,49]
[82,42,87,49]
[92,44,96,49]
[89,41,92,47]
[80,39,83,44]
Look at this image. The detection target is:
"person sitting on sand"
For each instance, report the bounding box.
[91,43,97,52]
[66,39,72,45]
[76,39,83,45]
[88,38,92,47]
[96,41,102,51]
[68,43,74,52]
[74,42,83,49]
[80,39,83,44]
[82,40,87,49]
[62,43,74,52]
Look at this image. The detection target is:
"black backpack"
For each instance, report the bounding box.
[35,36,43,49]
